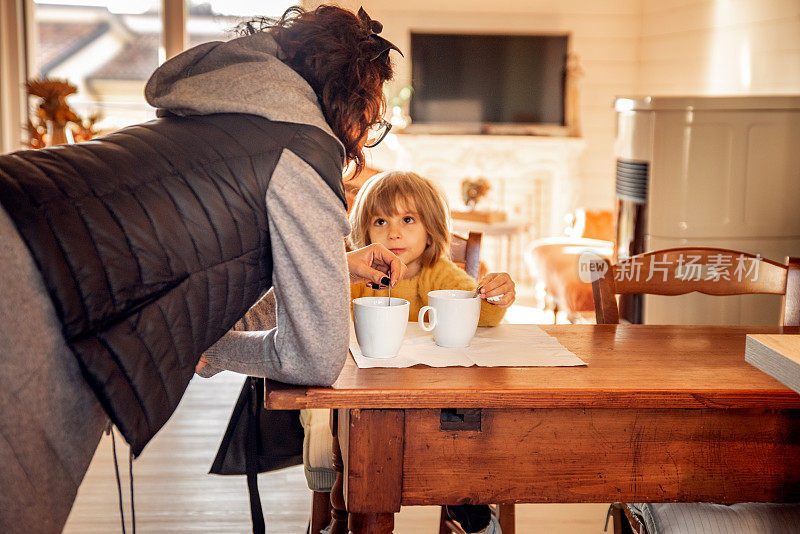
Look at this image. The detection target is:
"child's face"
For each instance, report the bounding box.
[368,198,429,278]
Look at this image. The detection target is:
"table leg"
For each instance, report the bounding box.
[497,503,515,534]
[330,410,348,534]
[311,491,332,534]
[330,408,405,534]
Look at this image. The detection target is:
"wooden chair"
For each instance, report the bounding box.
[591,247,800,533]
[449,231,483,280]
[592,247,800,326]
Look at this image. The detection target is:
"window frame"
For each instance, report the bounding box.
[162,0,187,61]
[0,0,32,153]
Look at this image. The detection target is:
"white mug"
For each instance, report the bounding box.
[417,290,480,348]
[352,297,410,358]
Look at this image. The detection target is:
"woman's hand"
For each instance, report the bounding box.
[347,243,407,287]
[477,272,516,308]
[196,355,208,373]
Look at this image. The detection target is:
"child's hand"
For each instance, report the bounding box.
[196,355,209,373]
[477,272,516,308]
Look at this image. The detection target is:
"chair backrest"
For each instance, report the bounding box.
[590,247,800,326]
[450,231,482,280]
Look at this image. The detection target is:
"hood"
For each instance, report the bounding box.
[144,32,343,152]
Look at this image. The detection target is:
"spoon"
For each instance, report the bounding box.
[368,277,393,305]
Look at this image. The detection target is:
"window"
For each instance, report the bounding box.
[185,1,245,51]
[29,0,294,137]
[186,1,297,47]
[33,0,162,131]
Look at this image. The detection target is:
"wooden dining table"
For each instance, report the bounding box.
[265,325,800,534]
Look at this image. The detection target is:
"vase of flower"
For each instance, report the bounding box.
[461,177,491,210]
[46,120,72,146]
[26,78,80,147]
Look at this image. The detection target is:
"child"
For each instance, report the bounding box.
[302,170,515,534]
[348,170,515,320]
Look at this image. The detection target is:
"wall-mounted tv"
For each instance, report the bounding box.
[409,33,569,134]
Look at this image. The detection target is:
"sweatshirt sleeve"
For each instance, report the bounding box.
[234,289,277,331]
[195,289,277,378]
[429,258,506,327]
[202,149,351,386]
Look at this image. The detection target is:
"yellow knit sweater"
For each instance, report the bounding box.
[350,257,506,327]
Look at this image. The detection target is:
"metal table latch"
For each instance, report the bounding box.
[440,408,482,431]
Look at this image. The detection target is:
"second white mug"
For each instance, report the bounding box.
[417,289,480,348]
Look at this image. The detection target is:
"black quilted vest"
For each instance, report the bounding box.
[0,113,346,456]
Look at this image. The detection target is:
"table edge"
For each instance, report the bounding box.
[265,388,800,410]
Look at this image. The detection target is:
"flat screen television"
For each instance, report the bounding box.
[409,33,569,134]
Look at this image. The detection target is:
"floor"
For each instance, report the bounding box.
[65,302,609,533]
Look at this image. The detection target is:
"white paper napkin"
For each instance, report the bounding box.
[350,322,586,368]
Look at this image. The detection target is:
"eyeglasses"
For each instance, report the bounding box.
[364,119,392,148]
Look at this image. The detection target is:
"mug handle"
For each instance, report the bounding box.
[418,306,437,332]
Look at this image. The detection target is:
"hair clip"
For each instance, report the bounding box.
[357,7,403,61]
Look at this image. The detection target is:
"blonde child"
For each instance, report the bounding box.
[348,170,515,317]
[302,170,515,534]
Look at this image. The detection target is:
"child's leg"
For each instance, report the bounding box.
[299,408,337,492]
[446,504,502,534]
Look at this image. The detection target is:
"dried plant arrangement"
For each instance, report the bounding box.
[25,78,102,147]
[461,177,491,210]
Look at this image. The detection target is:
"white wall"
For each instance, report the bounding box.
[639,0,800,95]
[308,0,800,214]
[314,0,642,212]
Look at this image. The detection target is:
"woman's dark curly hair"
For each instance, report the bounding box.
[238,5,395,175]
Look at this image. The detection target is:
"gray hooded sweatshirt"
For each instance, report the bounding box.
[144,31,352,385]
[0,31,350,532]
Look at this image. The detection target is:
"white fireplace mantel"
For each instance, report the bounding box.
[367,133,586,238]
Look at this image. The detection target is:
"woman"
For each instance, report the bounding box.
[0,5,402,532]
[150,4,404,384]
